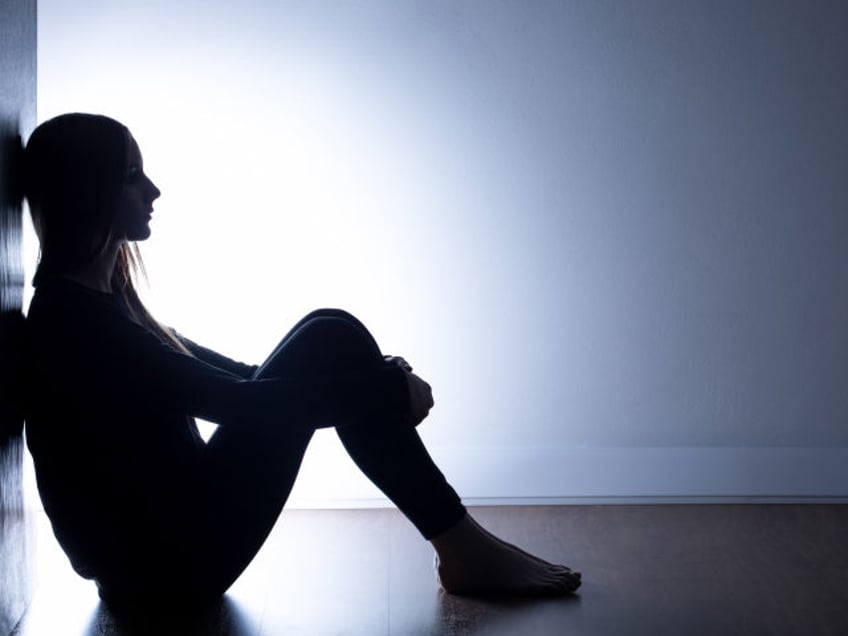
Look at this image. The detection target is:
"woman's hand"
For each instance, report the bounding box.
[404,371,434,427]
[384,355,433,426]
[384,355,412,372]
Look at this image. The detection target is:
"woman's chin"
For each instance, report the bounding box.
[126,225,152,242]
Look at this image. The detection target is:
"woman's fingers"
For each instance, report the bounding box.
[406,371,434,426]
[384,355,413,372]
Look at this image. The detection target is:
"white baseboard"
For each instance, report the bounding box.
[23,433,848,510]
[284,440,848,508]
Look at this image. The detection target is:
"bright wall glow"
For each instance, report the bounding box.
[31,1,848,504]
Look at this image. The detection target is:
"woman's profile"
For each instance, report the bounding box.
[22,112,581,614]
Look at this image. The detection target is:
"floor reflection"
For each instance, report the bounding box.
[429,587,582,636]
[0,439,30,636]
[82,596,257,636]
[0,509,28,635]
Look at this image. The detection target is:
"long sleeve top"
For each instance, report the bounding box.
[23,277,407,579]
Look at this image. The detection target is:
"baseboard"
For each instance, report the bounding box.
[284,439,848,508]
[23,433,848,510]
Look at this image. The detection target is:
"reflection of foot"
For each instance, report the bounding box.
[431,514,582,597]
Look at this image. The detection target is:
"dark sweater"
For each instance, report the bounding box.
[23,278,406,580]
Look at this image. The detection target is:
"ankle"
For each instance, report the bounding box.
[430,513,486,562]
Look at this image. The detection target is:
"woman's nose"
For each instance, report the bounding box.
[146,177,161,201]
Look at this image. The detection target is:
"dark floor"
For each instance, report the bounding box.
[12,504,848,635]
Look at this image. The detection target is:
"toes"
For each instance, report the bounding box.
[538,570,581,596]
[542,575,579,596]
[559,572,581,593]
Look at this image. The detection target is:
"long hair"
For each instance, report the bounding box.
[23,113,189,353]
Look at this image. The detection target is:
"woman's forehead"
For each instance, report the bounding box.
[127,134,142,163]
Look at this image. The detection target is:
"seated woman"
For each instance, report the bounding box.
[22,113,581,613]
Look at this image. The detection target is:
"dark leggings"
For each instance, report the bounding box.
[155,309,466,607]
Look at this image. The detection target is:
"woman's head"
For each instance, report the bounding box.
[23,113,160,285]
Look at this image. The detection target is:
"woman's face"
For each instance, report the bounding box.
[113,134,160,242]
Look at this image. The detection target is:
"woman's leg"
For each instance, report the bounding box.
[190,309,466,599]
[259,310,582,596]
[194,309,580,601]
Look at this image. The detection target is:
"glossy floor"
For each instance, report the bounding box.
[12,504,848,635]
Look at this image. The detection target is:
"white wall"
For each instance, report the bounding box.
[33,0,848,504]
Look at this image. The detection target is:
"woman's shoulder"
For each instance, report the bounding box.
[26,277,127,342]
[29,277,121,314]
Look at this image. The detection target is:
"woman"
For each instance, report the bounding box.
[22,113,580,613]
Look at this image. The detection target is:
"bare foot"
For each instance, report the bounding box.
[430,514,581,597]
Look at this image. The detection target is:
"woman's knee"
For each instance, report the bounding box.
[266,312,380,373]
[294,314,376,355]
[294,309,376,350]
[298,308,364,329]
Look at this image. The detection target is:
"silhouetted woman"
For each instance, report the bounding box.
[22,113,580,614]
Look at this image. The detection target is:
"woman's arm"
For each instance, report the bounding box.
[172,332,258,379]
[27,284,408,430]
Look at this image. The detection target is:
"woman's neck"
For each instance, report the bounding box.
[63,242,121,293]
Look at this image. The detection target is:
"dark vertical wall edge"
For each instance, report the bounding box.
[0,0,37,633]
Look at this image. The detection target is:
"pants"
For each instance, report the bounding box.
[100,309,466,612]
